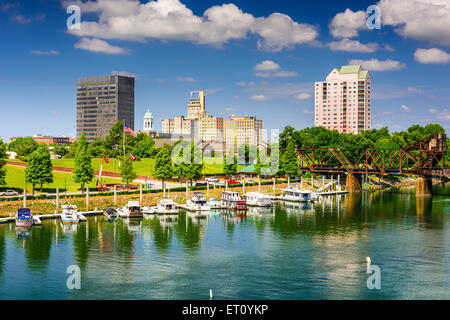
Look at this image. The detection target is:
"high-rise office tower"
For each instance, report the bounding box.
[76,75,135,142]
[187,91,206,119]
[224,116,263,151]
[314,65,371,134]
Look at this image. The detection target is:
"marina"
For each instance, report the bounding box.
[0,184,448,299]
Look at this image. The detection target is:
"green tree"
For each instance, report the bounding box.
[283,140,299,178]
[152,145,173,190]
[184,142,203,185]
[119,156,137,190]
[73,133,94,193]
[66,141,78,158]
[223,148,238,178]
[50,143,69,159]
[0,139,7,186]
[88,137,107,158]
[25,144,54,194]
[133,133,155,158]
[8,137,38,161]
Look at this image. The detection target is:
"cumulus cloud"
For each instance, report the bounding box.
[74,38,129,54]
[327,39,378,52]
[235,81,255,87]
[30,49,59,55]
[414,48,450,64]
[348,58,406,71]
[377,0,450,47]
[249,94,268,101]
[329,8,367,38]
[66,0,318,52]
[302,109,314,114]
[254,60,298,78]
[254,60,280,71]
[401,104,411,112]
[331,1,450,47]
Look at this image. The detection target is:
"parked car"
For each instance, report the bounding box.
[0,190,19,197]
[195,182,208,187]
[205,177,219,183]
[246,179,256,184]
[227,180,240,185]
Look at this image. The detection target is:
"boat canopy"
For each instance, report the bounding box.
[126,201,140,207]
[17,208,31,217]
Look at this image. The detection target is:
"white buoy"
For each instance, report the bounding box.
[366,256,371,265]
[209,289,213,300]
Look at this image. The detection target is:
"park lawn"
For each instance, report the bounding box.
[3,164,121,194]
[51,158,233,175]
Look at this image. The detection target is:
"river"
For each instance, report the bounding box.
[0,183,449,300]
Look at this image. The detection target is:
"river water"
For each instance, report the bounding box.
[0,184,449,300]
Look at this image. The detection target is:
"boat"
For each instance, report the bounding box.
[220,191,248,211]
[61,205,80,224]
[144,198,179,215]
[280,187,321,202]
[207,198,221,209]
[245,192,274,207]
[15,208,33,227]
[118,201,143,218]
[103,207,118,219]
[183,193,210,211]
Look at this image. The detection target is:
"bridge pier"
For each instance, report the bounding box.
[416,176,433,197]
[346,173,362,193]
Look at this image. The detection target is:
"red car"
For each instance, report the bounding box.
[227,180,239,185]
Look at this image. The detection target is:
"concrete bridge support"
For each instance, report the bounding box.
[416,176,433,196]
[346,173,362,193]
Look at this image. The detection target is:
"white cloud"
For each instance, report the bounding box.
[251,13,318,52]
[381,111,393,115]
[254,60,280,71]
[67,0,319,52]
[348,58,406,71]
[429,108,450,120]
[176,76,196,82]
[327,39,378,52]
[414,48,450,64]
[74,38,129,54]
[377,0,450,47]
[235,81,255,87]
[254,60,298,78]
[30,49,59,55]
[329,8,367,38]
[330,1,450,47]
[401,104,411,112]
[249,94,268,101]
[295,93,311,100]
[302,109,314,114]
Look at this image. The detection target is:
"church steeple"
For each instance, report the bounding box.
[143,108,154,132]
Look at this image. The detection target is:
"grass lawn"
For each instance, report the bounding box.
[49,158,241,175]
[9,157,245,177]
[3,164,121,194]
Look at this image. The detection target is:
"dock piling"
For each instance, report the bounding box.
[86,186,89,211]
[56,188,59,213]
[139,184,143,204]
[114,185,117,206]
[23,189,26,208]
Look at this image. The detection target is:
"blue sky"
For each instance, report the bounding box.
[1,0,449,142]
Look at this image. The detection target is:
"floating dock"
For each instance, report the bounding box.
[0,210,102,225]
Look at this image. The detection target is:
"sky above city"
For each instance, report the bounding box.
[1,0,450,141]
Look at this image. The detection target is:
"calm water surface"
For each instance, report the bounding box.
[0,184,449,300]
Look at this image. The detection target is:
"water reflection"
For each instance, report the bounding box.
[0,183,448,299]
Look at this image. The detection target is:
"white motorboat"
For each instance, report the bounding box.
[144,198,179,215]
[280,188,321,202]
[220,191,248,211]
[184,193,210,211]
[207,198,221,209]
[118,201,143,218]
[245,192,274,207]
[61,205,80,223]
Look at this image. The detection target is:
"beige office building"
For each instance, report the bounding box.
[224,116,263,151]
[199,113,224,142]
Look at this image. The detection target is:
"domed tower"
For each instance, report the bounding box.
[143,108,154,133]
